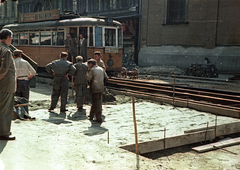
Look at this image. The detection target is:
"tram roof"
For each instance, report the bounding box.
[3,17,122,30]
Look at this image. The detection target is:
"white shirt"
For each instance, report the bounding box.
[80,38,85,46]
[14,57,36,80]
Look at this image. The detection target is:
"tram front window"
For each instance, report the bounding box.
[105,28,116,47]
[40,32,51,45]
[118,28,123,47]
[52,32,64,46]
[95,27,103,47]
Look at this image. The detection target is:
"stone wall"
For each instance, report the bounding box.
[138,46,240,73]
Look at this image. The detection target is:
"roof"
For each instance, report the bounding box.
[3,17,122,30]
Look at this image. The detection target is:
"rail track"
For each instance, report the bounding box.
[106,77,240,111]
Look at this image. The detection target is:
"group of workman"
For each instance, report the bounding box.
[0,29,108,141]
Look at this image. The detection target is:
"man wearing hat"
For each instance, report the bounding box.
[14,49,36,106]
[94,51,106,70]
[87,59,108,123]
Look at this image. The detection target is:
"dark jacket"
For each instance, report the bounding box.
[45,58,76,76]
[74,61,88,85]
[64,37,77,57]
[0,42,16,93]
[79,38,87,60]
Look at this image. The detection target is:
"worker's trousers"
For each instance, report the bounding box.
[0,92,14,136]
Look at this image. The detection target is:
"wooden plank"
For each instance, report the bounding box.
[192,137,240,153]
[184,126,215,133]
[121,129,215,154]
[184,121,240,135]
[120,122,240,154]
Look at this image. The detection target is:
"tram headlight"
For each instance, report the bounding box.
[107,59,114,67]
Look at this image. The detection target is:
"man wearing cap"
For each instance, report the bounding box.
[14,49,36,105]
[46,52,76,112]
[74,56,88,111]
[94,51,106,70]
[87,59,108,123]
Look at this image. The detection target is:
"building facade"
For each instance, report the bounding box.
[0,0,18,28]
[139,0,240,73]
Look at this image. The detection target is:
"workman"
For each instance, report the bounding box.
[94,51,106,70]
[46,52,76,112]
[74,56,88,111]
[0,29,16,140]
[87,59,108,123]
[64,33,77,63]
[14,49,36,113]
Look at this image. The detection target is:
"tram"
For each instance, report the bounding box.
[3,16,123,73]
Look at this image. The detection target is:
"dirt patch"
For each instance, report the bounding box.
[5,81,239,170]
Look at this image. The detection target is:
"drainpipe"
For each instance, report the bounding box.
[215,0,220,47]
[137,0,142,65]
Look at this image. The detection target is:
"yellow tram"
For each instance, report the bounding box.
[3,16,123,73]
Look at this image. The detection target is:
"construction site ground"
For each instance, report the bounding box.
[0,74,240,170]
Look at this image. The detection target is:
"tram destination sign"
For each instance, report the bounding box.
[105,47,119,53]
[18,9,60,23]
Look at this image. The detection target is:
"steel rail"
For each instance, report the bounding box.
[107,78,240,109]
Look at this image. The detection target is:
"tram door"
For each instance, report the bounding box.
[69,27,77,38]
[79,27,87,39]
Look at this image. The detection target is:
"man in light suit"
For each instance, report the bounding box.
[0,29,16,140]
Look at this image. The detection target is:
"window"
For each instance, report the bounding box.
[89,27,93,46]
[95,27,102,47]
[52,31,64,46]
[104,0,110,10]
[166,0,187,24]
[12,33,19,46]
[20,33,28,45]
[118,29,123,47]
[29,33,39,45]
[40,32,51,45]
[4,3,7,18]
[105,28,116,47]
[88,0,94,12]
[12,1,16,17]
[77,0,86,13]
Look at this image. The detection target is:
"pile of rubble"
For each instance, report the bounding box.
[186,64,218,78]
[122,54,138,71]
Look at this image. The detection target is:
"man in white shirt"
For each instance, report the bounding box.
[13,49,36,102]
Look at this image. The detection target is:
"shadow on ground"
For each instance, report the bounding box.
[0,141,7,154]
[42,112,72,125]
[141,144,193,160]
[67,110,87,121]
[83,122,108,136]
